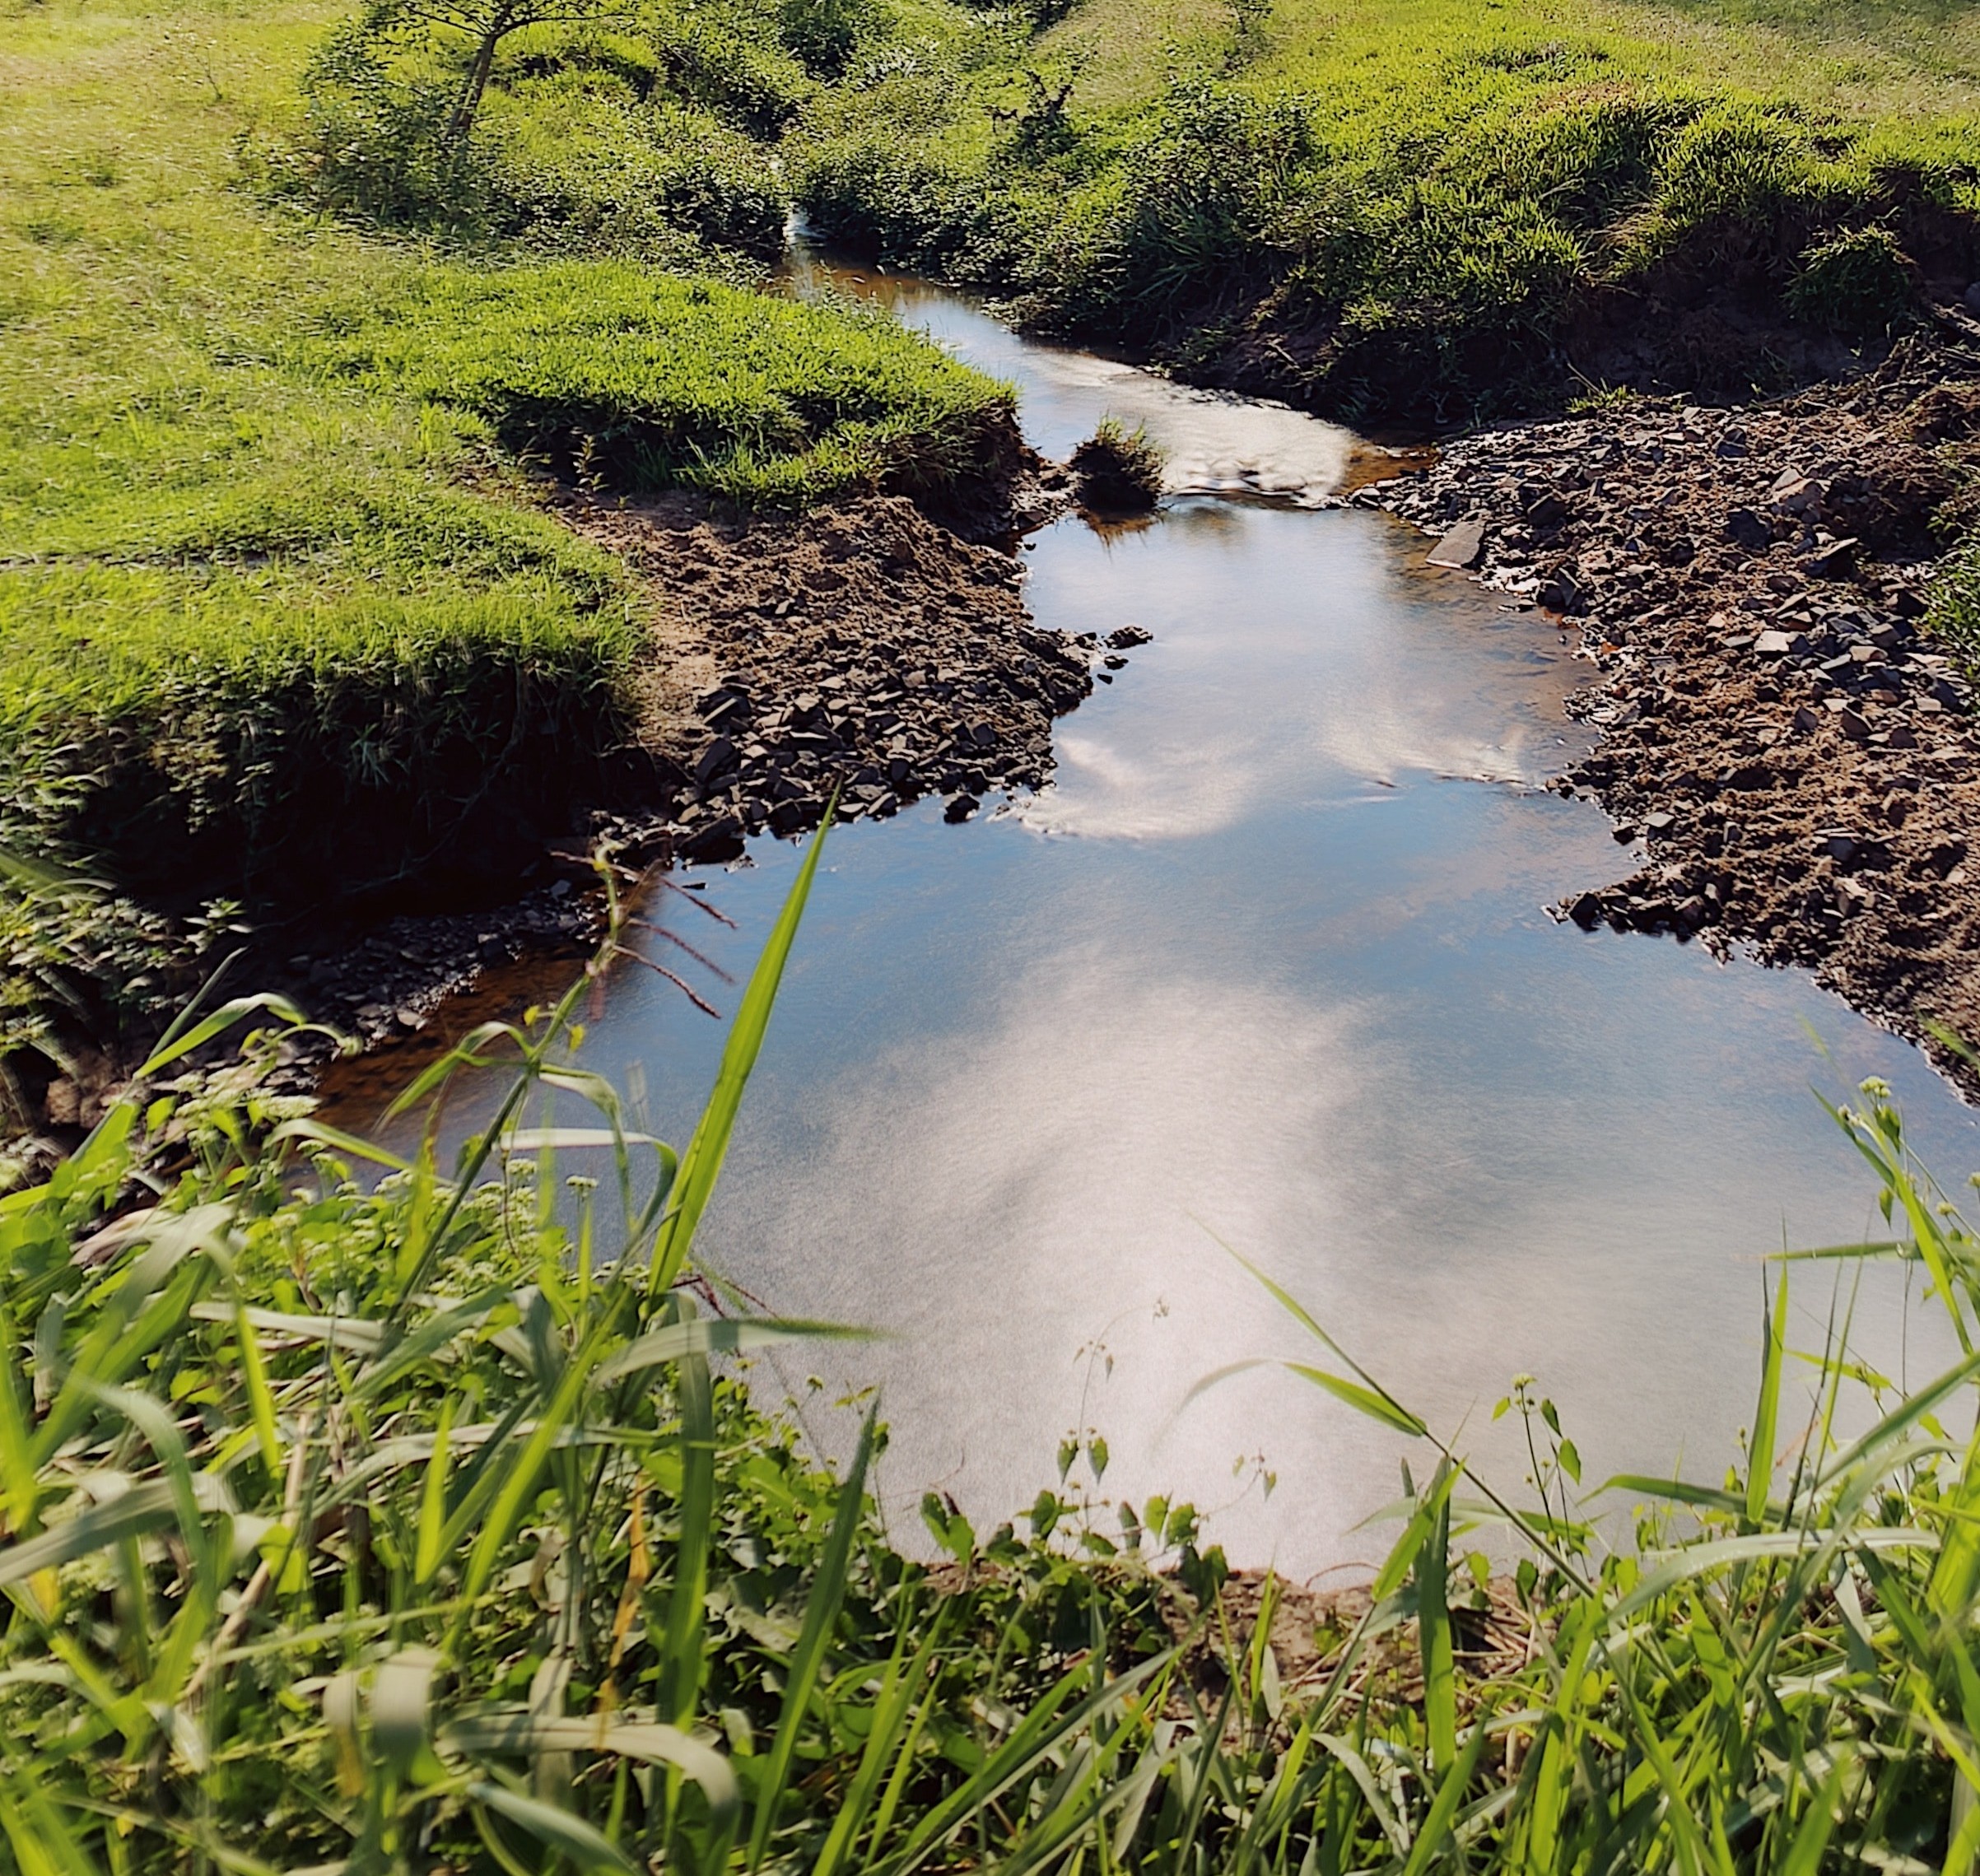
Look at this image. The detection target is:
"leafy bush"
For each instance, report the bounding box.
[253,12,793,257]
[777,0,885,77]
[257,17,480,230]
[641,14,815,135]
[476,83,790,258]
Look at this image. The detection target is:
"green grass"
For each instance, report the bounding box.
[6,845,1980,1871]
[789,0,1980,415]
[296,260,1017,502]
[0,0,1013,1073]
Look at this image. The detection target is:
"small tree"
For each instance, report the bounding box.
[354,0,623,150]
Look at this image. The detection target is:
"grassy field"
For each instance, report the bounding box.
[6,850,1980,1871]
[1039,0,1980,128]
[791,0,1980,416]
[0,0,1012,1079]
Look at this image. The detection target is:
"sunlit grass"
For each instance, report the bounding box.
[0,0,1018,1063]
[791,0,1980,407]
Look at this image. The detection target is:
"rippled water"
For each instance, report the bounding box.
[333,267,1980,1575]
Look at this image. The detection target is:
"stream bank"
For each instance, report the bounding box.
[177,481,1106,1081]
[562,486,1096,864]
[16,476,1102,1138]
[1363,321,1980,1078]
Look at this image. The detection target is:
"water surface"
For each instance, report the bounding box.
[339,272,1980,1575]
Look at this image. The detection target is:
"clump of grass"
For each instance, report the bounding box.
[296,260,1018,503]
[1070,414,1166,510]
[1928,532,1980,669]
[1787,221,1918,334]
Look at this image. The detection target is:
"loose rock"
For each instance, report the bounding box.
[1365,328,1980,1080]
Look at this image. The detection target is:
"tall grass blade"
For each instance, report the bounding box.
[661,1321,715,1730]
[653,811,832,1296]
[1399,1716,1488,1876]
[471,1781,640,1874]
[1418,1460,1456,1775]
[1747,1265,1787,1529]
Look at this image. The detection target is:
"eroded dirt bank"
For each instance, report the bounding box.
[1360,324,1980,1072]
[564,486,1097,862]
[255,486,1112,1068]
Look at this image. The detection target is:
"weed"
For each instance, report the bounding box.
[1071,414,1166,509]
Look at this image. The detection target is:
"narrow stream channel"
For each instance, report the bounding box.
[343,262,1980,1574]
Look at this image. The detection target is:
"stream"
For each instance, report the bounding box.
[340,261,1980,1574]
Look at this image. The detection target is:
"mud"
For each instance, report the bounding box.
[1360,317,1980,1080]
[560,485,1095,866]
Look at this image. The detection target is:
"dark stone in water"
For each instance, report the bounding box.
[681,815,744,862]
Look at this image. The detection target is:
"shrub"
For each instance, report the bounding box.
[475,86,790,258]
[777,0,883,77]
[253,11,794,257]
[644,14,814,135]
[254,19,483,230]
[1021,81,1317,339]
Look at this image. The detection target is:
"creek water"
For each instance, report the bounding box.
[342,264,1980,1574]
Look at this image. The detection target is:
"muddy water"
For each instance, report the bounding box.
[343,271,1980,1574]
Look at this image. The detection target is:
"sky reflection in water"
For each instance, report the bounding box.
[341,275,1980,1575]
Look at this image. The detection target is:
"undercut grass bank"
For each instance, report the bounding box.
[297,261,1018,502]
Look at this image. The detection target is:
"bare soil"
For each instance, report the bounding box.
[1360,314,1980,1082]
[560,484,1094,865]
